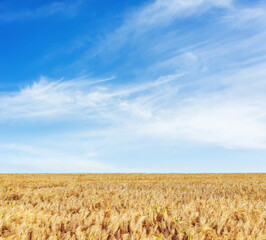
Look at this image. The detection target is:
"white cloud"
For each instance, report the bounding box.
[1,1,266,152]
[87,0,233,59]
[1,0,266,173]
[136,98,266,149]
[0,74,181,121]
[1,61,266,150]
[134,0,232,26]
[0,143,115,173]
[0,1,83,21]
[223,5,266,28]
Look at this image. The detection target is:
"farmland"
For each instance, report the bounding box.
[0,173,265,239]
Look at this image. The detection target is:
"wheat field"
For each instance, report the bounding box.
[0,173,265,240]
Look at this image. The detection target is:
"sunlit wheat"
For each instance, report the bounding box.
[0,173,265,239]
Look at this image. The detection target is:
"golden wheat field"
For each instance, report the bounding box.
[0,174,265,240]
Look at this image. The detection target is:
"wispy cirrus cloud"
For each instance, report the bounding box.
[0,143,115,173]
[0,0,83,21]
[69,0,236,82]
[0,74,181,120]
[1,61,266,150]
[1,0,266,172]
[132,0,232,26]
[89,0,233,58]
[223,4,266,29]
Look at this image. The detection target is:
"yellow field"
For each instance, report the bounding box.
[0,174,265,240]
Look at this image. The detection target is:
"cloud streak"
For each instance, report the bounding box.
[0,74,181,120]
[1,0,266,172]
[0,143,115,173]
[0,1,83,21]
[90,0,233,56]
[1,60,266,150]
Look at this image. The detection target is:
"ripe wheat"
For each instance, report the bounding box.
[0,173,265,239]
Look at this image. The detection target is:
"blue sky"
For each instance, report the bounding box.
[0,0,266,173]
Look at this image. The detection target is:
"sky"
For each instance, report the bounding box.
[0,0,266,173]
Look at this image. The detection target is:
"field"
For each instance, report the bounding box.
[0,174,265,240]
